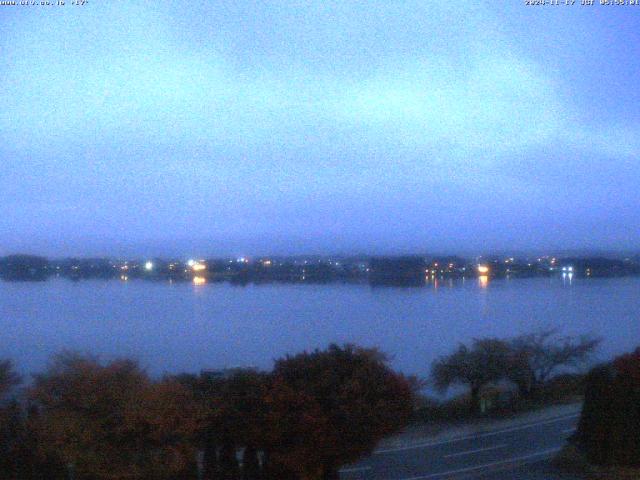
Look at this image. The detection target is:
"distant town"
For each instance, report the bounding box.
[1,252,640,286]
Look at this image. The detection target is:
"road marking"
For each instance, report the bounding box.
[443,443,507,459]
[339,466,372,473]
[562,427,576,434]
[391,447,562,480]
[375,413,579,454]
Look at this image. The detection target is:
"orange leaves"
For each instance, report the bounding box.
[266,344,416,478]
[28,353,200,480]
[12,344,416,479]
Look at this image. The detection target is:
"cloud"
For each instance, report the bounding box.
[1,1,639,254]
[0,2,562,156]
[330,53,563,156]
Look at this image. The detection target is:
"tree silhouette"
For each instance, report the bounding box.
[0,360,20,398]
[431,338,512,414]
[178,368,269,479]
[578,347,640,467]
[508,329,600,398]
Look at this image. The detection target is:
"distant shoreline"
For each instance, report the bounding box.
[2,253,639,285]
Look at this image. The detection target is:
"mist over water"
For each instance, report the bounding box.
[3,276,638,379]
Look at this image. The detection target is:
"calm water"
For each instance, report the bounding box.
[1,276,639,378]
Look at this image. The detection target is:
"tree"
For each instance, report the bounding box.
[508,329,601,398]
[179,368,270,480]
[577,347,640,467]
[0,359,22,478]
[613,346,640,385]
[264,344,416,480]
[0,360,21,398]
[0,401,24,478]
[609,347,640,466]
[29,352,201,480]
[576,364,616,465]
[0,255,50,281]
[241,445,260,480]
[431,338,512,415]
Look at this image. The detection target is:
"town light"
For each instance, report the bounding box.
[144,261,154,271]
[477,265,490,274]
[192,262,206,272]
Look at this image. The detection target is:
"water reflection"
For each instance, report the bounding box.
[479,275,489,288]
[192,276,207,286]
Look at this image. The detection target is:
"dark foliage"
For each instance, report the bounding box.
[265,344,416,480]
[0,359,21,398]
[177,368,270,479]
[0,255,50,281]
[176,344,416,480]
[576,347,640,467]
[431,338,512,414]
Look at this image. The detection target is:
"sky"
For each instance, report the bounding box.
[1,1,639,258]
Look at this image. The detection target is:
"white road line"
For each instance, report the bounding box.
[375,413,579,454]
[562,427,576,434]
[443,443,507,459]
[339,466,372,473]
[391,447,562,480]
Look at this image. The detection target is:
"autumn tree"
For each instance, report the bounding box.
[29,352,202,480]
[264,344,416,480]
[431,338,512,415]
[507,329,601,398]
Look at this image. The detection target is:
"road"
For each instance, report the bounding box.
[340,411,580,480]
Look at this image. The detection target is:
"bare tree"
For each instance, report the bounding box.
[508,329,601,398]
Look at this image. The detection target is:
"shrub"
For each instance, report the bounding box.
[576,347,640,467]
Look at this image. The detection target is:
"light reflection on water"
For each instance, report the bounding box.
[0,276,638,378]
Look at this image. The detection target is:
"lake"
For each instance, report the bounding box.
[1,276,638,379]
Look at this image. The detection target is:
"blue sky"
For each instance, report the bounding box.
[1,1,639,257]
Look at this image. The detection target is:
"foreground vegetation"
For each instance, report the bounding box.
[1,331,633,480]
[428,329,600,416]
[553,346,640,478]
[575,346,640,467]
[0,345,416,480]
